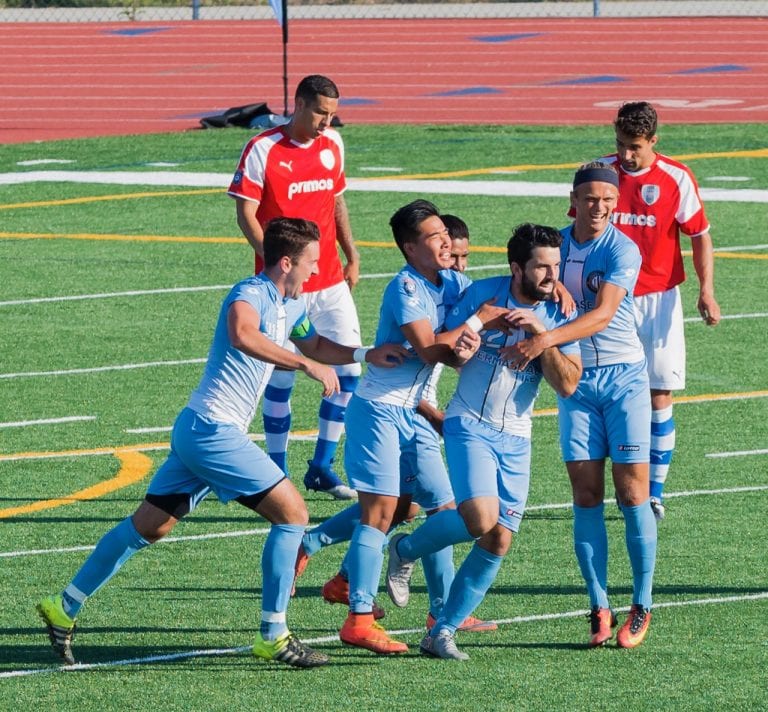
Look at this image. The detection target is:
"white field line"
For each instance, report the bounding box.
[0,263,506,309]
[1,309,765,381]
[1,171,767,204]
[0,358,206,380]
[0,415,95,428]
[706,448,768,458]
[3,484,766,560]
[2,590,767,678]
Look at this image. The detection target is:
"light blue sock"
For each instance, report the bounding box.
[623,499,657,610]
[260,523,304,640]
[311,375,357,469]
[398,508,472,561]
[573,503,610,609]
[347,524,386,614]
[63,516,150,617]
[433,543,502,635]
[302,503,361,556]
[422,546,455,618]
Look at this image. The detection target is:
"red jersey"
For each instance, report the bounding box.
[602,153,710,296]
[228,126,347,292]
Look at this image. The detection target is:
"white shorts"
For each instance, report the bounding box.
[634,287,686,391]
[304,280,362,378]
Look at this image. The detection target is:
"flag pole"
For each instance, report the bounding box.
[281,0,289,116]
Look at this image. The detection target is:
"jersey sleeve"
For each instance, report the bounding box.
[602,236,641,295]
[445,282,480,330]
[227,135,267,202]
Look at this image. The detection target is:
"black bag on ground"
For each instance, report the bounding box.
[200,102,272,129]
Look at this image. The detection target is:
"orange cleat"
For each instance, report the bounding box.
[587,606,617,647]
[617,605,652,649]
[340,614,408,654]
[426,612,497,633]
[291,543,310,597]
[322,573,385,620]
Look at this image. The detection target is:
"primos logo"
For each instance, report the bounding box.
[586,271,604,293]
[288,178,334,199]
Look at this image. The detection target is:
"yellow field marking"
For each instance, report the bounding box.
[0,188,221,211]
[3,232,765,262]
[0,448,153,519]
[370,148,768,181]
[0,231,244,244]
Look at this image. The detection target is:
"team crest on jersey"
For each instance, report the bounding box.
[402,277,417,295]
[319,148,336,170]
[232,170,243,184]
[641,184,660,206]
[586,270,604,293]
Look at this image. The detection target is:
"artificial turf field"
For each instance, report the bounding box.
[0,123,766,710]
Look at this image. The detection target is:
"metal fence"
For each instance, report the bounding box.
[1,0,767,22]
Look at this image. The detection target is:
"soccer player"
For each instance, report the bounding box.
[337,200,509,654]
[603,101,721,519]
[294,215,495,633]
[35,218,406,668]
[385,222,582,660]
[228,74,362,500]
[506,162,658,649]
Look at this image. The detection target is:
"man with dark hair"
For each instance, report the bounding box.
[36,217,406,669]
[386,222,582,660]
[609,101,720,519]
[509,162,658,649]
[337,200,507,655]
[229,74,362,500]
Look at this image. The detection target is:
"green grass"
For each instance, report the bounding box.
[0,123,766,709]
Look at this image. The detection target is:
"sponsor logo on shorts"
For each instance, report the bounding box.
[618,444,641,452]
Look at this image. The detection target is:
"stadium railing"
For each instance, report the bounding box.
[1,0,767,22]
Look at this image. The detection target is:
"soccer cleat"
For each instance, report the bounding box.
[303,461,357,500]
[253,631,330,668]
[291,543,310,596]
[586,606,617,647]
[419,629,469,661]
[339,614,408,654]
[321,573,385,620]
[426,612,497,633]
[36,594,77,665]
[386,533,416,607]
[650,497,666,521]
[617,605,652,649]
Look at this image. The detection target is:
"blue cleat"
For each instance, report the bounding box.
[303,461,356,500]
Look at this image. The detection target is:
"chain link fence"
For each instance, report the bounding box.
[1,0,766,22]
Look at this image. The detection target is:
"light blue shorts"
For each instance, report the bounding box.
[344,395,415,497]
[400,414,454,511]
[558,360,651,463]
[148,407,285,503]
[443,415,531,533]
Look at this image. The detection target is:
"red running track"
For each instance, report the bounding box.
[1,17,767,143]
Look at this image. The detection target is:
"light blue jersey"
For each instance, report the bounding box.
[444,275,579,437]
[559,223,644,368]
[355,265,470,408]
[187,274,314,433]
